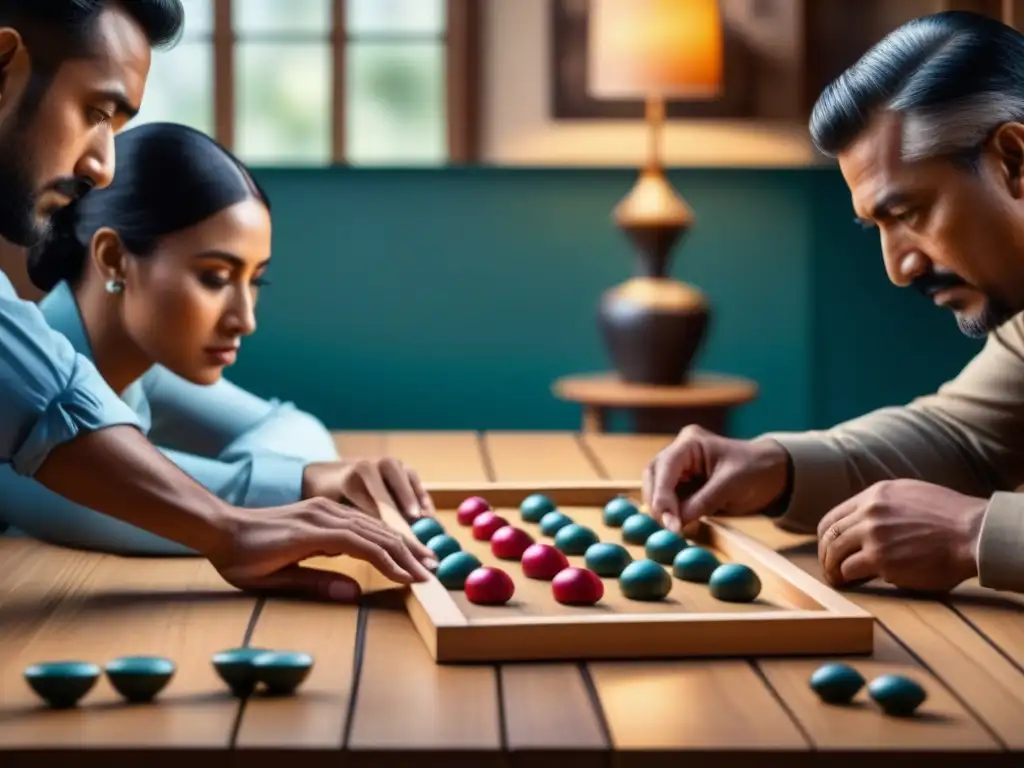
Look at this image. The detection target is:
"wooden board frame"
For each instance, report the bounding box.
[378,481,874,663]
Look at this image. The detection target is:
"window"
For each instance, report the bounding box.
[133,0,479,166]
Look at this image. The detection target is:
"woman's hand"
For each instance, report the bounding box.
[301,457,435,522]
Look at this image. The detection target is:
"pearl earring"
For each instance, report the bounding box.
[105,278,124,294]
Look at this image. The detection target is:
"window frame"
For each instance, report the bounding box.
[211,0,480,165]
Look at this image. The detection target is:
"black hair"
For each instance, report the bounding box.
[809,11,1024,165]
[0,0,184,76]
[26,122,271,291]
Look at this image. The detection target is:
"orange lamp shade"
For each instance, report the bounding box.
[587,0,724,99]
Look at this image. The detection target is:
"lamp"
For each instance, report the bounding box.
[588,0,723,384]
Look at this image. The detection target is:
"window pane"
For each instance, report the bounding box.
[347,0,445,35]
[235,43,331,165]
[132,41,214,136]
[233,0,331,35]
[179,0,213,38]
[346,42,446,165]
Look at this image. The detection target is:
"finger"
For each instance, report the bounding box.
[816,493,862,543]
[817,505,864,572]
[676,470,732,528]
[649,449,688,526]
[838,549,878,586]
[239,564,363,604]
[342,509,438,566]
[380,460,424,520]
[820,516,867,586]
[329,529,418,584]
[642,461,655,509]
[408,469,436,516]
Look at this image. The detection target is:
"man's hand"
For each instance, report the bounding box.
[816,479,987,592]
[642,425,792,532]
[302,457,435,522]
[209,497,439,603]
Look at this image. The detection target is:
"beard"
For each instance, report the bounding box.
[0,121,48,247]
[911,270,1016,338]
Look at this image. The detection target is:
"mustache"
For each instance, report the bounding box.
[911,271,968,297]
[44,176,95,203]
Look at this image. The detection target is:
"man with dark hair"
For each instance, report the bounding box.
[642,11,1024,596]
[0,0,436,602]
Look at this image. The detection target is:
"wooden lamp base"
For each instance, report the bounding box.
[598,104,710,385]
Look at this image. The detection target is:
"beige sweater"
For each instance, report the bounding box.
[761,312,1024,594]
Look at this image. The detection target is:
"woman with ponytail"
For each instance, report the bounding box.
[0,122,434,556]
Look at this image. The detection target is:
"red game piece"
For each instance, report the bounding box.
[472,511,508,541]
[457,496,491,526]
[490,526,534,560]
[464,567,515,605]
[552,567,604,606]
[521,543,569,580]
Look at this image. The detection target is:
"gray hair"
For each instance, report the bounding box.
[810,11,1024,165]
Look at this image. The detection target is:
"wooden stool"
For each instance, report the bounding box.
[552,371,758,434]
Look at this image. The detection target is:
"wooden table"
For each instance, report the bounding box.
[552,372,758,434]
[2,431,1023,767]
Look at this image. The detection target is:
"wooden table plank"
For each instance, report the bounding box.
[580,433,673,482]
[0,549,253,754]
[460,432,609,760]
[483,432,596,481]
[332,431,387,460]
[233,598,360,750]
[948,583,1024,674]
[485,433,807,753]
[339,432,504,760]
[728,516,1024,749]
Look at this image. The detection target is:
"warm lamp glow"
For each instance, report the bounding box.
[588,0,724,98]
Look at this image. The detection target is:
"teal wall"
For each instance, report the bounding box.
[226,166,984,438]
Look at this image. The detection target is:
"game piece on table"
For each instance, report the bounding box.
[644,529,688,564]
[552,567,604,605]
[436,551,483,589]
[621,513,662,544]
[867,674,927,716]
[23,661,100,709]
[520,493,556,522]
[212,647,273,698]
[708,563,762,602]
[521,543,570,580]
[457,496,491,525]
[809,662,865,705]
[671,546,720,582]
[554,523,599,555]
[584,541,632,577]
[104,655,175,703]
[251,651,314,696]
[472,511,509,541]
[539,510,573,537]
[603,496,638,527]
[411,516,445,544]
[618,559,672,601]
[426,533,462,561]
[491,526,535,560]
[465,566,515,605]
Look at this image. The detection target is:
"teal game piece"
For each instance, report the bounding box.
[809,663,865,705]
[426,533,461,561]
[618,559,672,601]
[539,511,573,537]
[436,551,482,589]
[212,647,272,697]
[671,546,720,582]
[554,523,599,555]
[644,529,688,564]
[603,496,638,527]
[520,493,556,523]
[868,674,927,716]
[251,651,314,696]
[708,563,762,602]
[411,516,445,544]
[23,661,100,708]
[584,542,632,577]
[105,655,176,703]
[621,513,661,544]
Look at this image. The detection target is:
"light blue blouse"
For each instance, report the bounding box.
[0,279,339,555]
